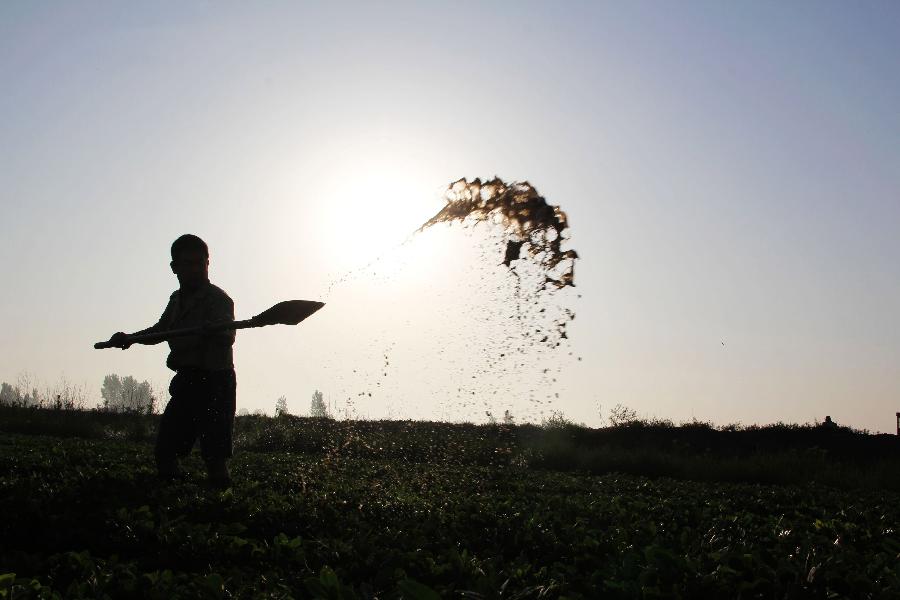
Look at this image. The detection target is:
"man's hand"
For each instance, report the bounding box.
[107,332,132,350]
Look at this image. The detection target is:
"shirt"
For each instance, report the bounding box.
[139,281,235,372]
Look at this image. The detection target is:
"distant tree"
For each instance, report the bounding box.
[0,382,19,406]
[142,380,157,413]
[237,408,250,417]
[275,396,288,416]
[503,410,515,425]
[101,374,122,410]
[16,372,36,407]
[21,387,40,408]
[50,376,89,410]
[542,410,568,429]
[121,376,141,410]
[310,389,329,418]
[608,403,638,427]
[2,375,89,410]
[101,374,155,413]
[541,410,583,430]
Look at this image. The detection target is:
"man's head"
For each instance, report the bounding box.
[170,234,209,291]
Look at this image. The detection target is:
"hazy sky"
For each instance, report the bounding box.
[2,2,898,432]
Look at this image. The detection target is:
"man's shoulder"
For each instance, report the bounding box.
[206,282,234,305]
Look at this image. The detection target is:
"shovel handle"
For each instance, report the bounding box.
[94,319,257,349]
[93,299,324,349]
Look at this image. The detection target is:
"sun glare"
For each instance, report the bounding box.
[308,145,451,278]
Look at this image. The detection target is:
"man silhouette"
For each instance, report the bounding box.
[107,234,236,489]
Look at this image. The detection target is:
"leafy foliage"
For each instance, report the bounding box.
[2,406,899,490]
[1,417,900,598]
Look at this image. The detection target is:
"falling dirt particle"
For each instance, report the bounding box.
[502,239,524,266]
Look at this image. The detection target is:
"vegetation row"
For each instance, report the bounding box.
[1,405,898,491]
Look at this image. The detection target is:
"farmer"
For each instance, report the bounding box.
[106,234,236,489]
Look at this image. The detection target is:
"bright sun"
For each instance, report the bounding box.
[307,142,451,274]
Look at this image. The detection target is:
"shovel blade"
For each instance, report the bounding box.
[251,300,325,326]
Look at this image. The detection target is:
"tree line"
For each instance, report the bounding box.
[0,372,159,413]
[1,373,333,418]
[265,389,332,419]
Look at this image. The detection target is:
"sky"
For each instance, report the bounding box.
[1,2,898,432]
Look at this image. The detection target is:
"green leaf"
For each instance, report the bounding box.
[0,573,14,592]
[202,573,224,599]
[219,523,247,536]
[398,578,440,600]
[319,566,340,589]
[304,578,328,598]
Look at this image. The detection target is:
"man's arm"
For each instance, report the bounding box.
[203,292,236,346]
[106,298,175,349]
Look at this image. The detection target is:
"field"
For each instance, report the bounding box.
[2,408,899,599]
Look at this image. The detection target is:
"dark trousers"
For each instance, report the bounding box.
[155,368,236,473]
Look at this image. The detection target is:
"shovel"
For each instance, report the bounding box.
[94,299,325,349]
